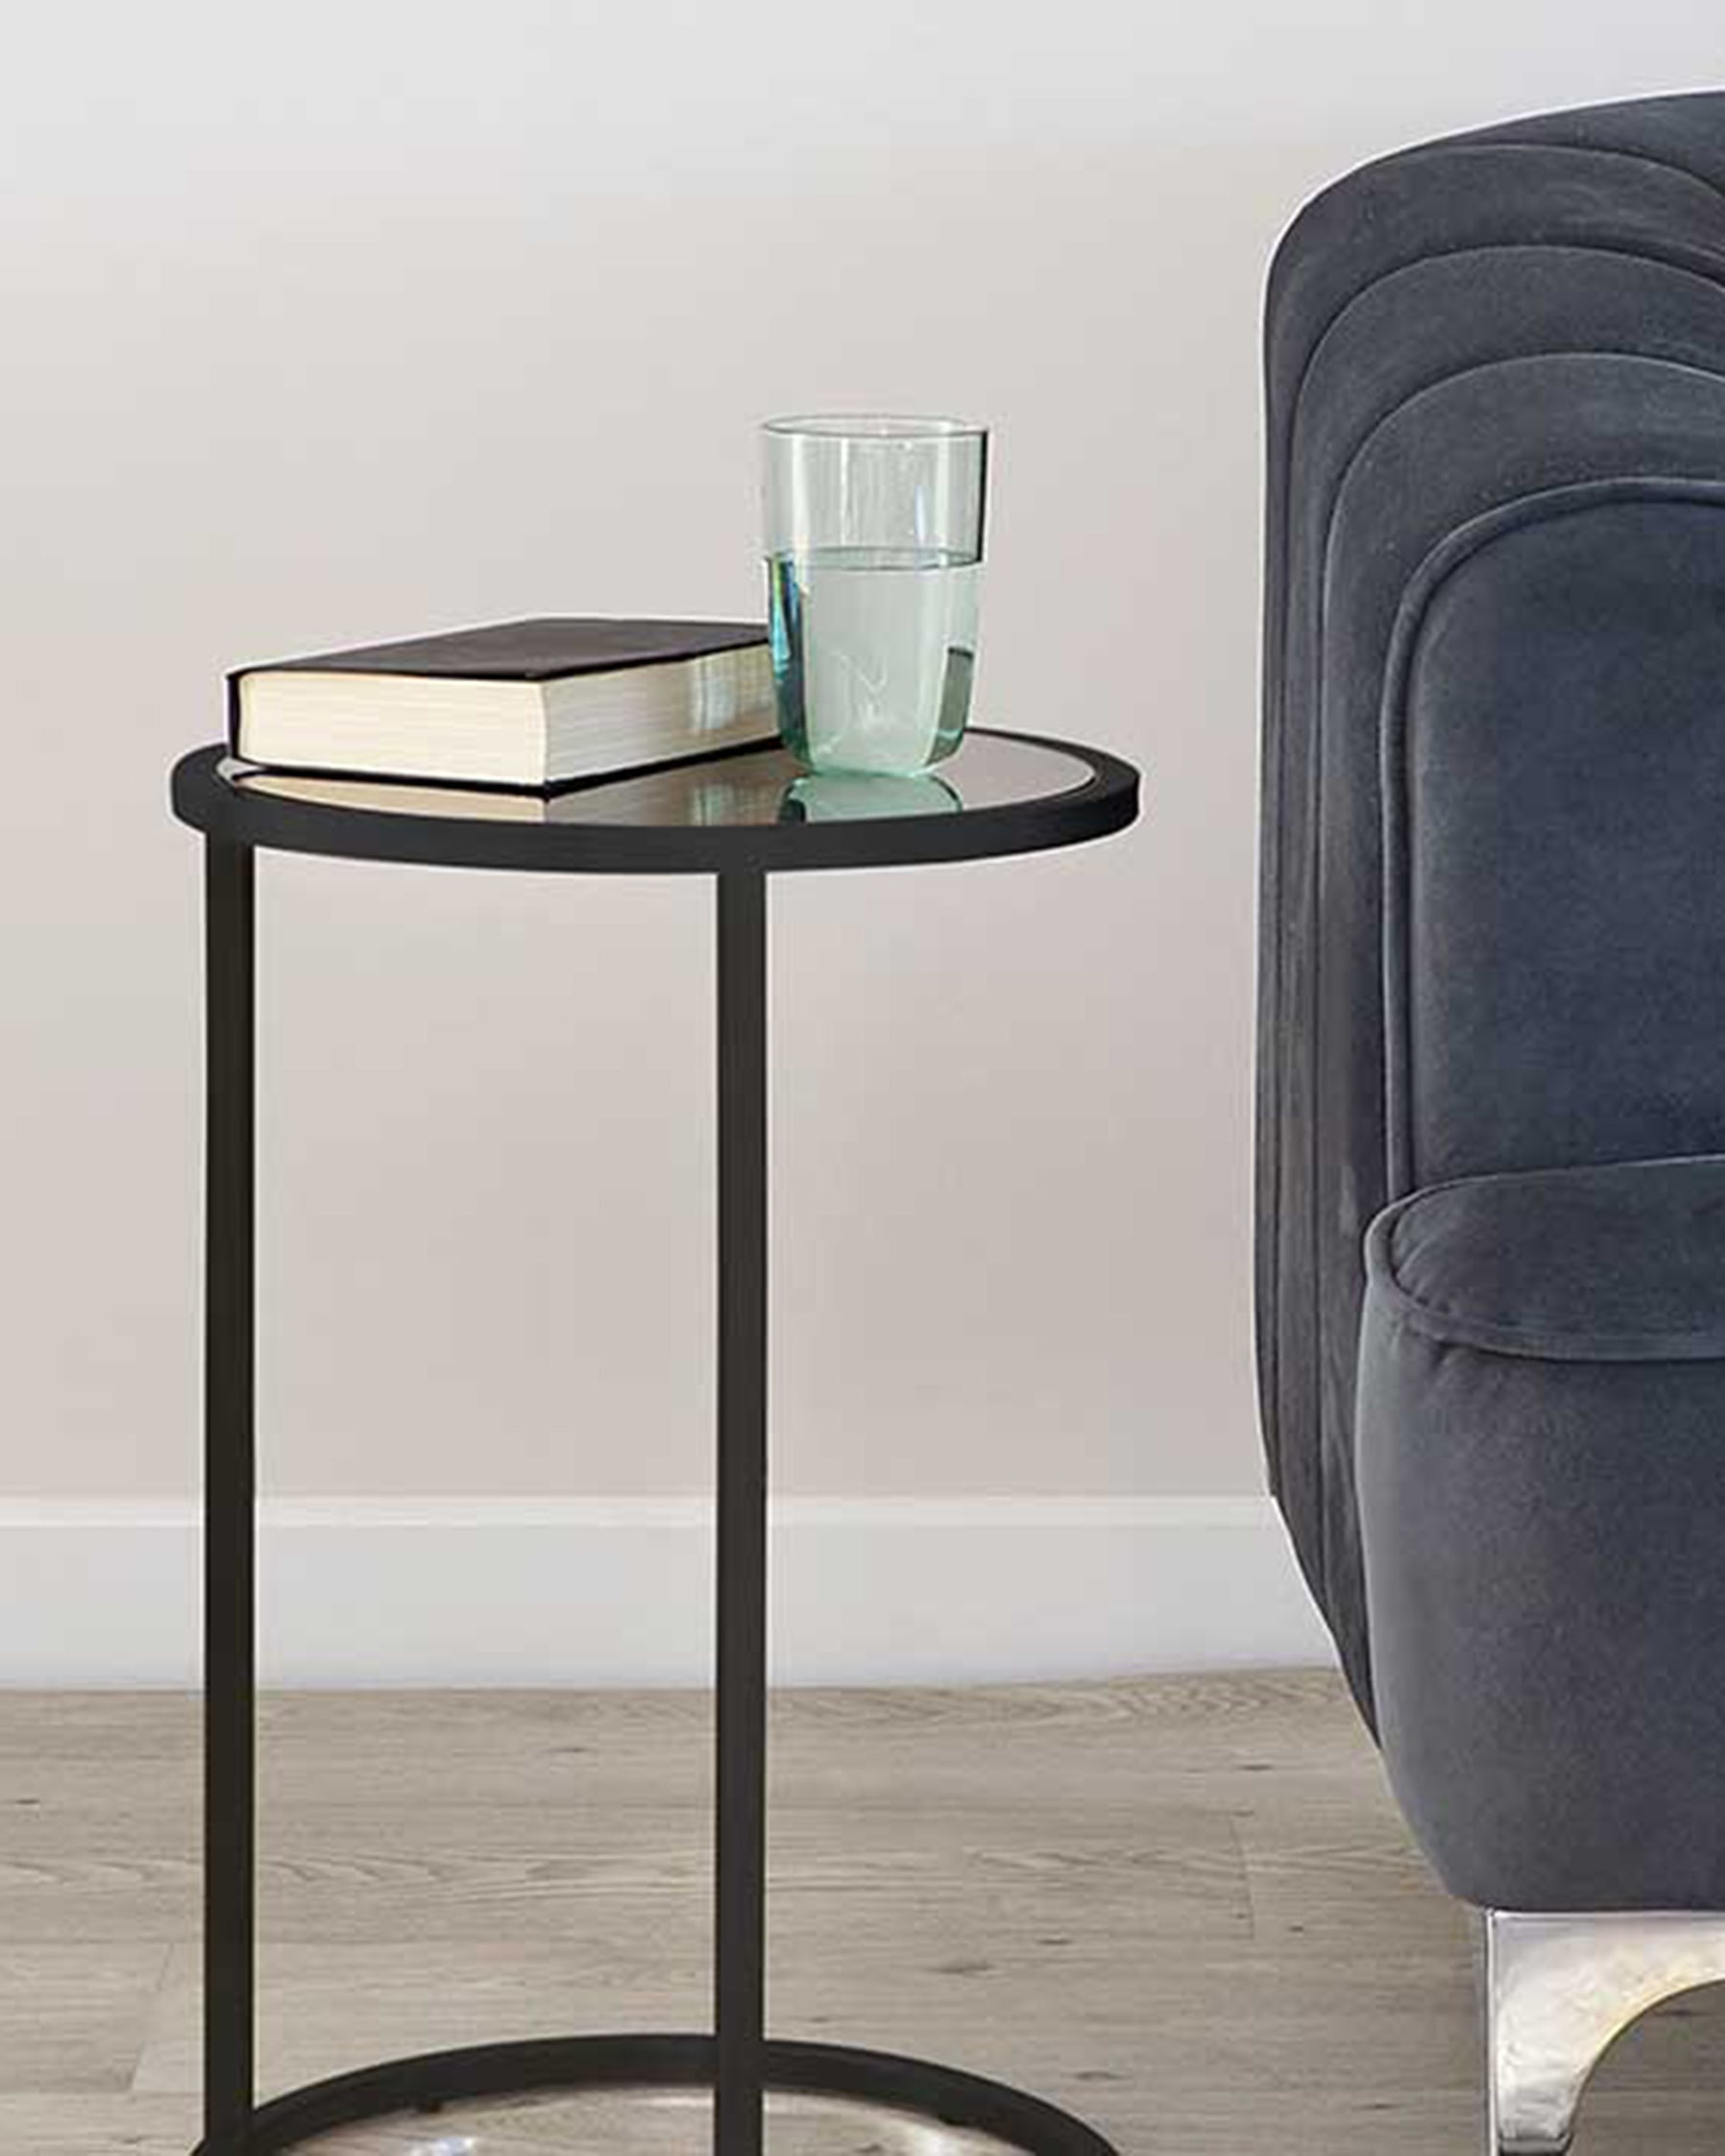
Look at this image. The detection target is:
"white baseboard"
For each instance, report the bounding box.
[0,1495,1334,1687]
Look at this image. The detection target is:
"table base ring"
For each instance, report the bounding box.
[188,2031,1122,2156]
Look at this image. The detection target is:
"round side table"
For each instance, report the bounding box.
[171,728,1140,2156]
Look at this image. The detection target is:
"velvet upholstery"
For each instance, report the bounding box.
[1359,1160,1725,1909]
[1258,90,1725,1734]
[1260,91,1725,1908]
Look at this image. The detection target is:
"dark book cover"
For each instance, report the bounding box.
[226,616,769,750]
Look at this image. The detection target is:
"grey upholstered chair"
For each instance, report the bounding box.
[1260,89,1725,2154]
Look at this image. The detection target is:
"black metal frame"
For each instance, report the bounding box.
[170,728,1138,877]
[203,838,256,2152]
[182,739,1136,2156]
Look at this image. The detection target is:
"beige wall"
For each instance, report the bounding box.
[4,4,1718,1500]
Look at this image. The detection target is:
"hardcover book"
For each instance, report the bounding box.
[230,617,776,790]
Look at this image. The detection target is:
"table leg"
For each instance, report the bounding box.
[203,838,256,2149]
[715,869,769,2156]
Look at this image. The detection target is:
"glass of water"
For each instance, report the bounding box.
[762,414,988,775]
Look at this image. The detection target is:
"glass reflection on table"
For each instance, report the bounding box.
[779,770,960,822]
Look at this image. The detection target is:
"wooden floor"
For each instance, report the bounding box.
[7,1670,1725,2155]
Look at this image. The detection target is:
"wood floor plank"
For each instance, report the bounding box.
[0,1672,1354,1808]
[0,2094,196,2155]
[0,1946,169,2096]
[1233,1762,1480,1953]
[0,1799,1246,1947]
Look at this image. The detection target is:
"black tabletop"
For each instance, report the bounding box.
[171,729,1138,875]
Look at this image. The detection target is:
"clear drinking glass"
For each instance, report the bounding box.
[762,415,988,776]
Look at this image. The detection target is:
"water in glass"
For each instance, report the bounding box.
[769,543,979,775]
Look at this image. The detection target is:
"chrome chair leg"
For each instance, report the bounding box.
[1487,1910,1725,2152]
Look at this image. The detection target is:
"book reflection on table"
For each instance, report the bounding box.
[231,756,964,829]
